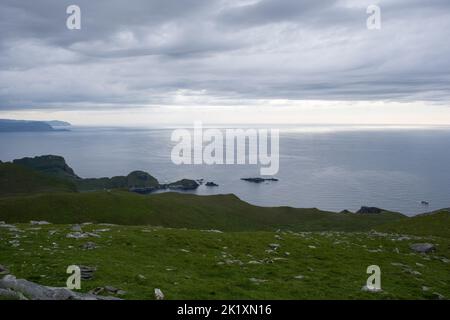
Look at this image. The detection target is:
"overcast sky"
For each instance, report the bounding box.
[0,0,450,125]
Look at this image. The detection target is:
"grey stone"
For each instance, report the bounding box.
[81,242,97,250]
[410,243,436,254]
[71,224,82,232]
[66,232,88,239]
[30,221,50,225]
[361,285,382,293]
[154,288,164,300]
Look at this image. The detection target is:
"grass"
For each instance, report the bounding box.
[0,163,77,196]
[376,210,450,238]
[0,223,448,299]
[0,191,406,232]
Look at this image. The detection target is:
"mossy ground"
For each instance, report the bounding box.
[1,223,448,300]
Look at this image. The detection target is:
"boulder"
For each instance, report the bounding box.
[410,243,436,254]
[205,182,219,187]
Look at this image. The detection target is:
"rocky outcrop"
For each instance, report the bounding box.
[165,179,200,191]
[0,275,119,300]
[356,206,384,214]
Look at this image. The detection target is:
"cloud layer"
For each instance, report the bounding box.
[1,0,450,111]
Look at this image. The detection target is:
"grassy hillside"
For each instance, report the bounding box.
[0,163,77,196]
[0,191,405,232]
[376,210,450,238]
[12,155,79,179]
[0,223,448,299]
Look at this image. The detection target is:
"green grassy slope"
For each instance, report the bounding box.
[0,163,77,196]
[0,223,448,299]
[376,210,450,238]
[0,191,405,232]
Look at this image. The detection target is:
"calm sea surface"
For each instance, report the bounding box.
[1,125,450,216]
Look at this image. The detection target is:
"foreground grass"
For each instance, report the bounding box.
[1,223,448,299]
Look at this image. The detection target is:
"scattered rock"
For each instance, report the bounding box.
[66,232,88,239]
[410,243,436,254]
[205,182,219,187]
[0,224,16,229]
[201,229,223,233]
[93,228,110,233]
[102,286,126,295]
[268,243,280,250]
[249,278,268,284]
[30,221,50,225]
[66,232,100,239]
[154,288,164,300]
[81,242,97,250]
[361,285,382,293]
[9,240,20,248]
[71,224,82,232]
[431,292,446,300]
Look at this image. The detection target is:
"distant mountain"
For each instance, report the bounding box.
[0,119,70,132]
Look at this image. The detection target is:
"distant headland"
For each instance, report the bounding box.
[0,119,71,132]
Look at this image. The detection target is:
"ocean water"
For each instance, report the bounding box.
[1,125,450,216]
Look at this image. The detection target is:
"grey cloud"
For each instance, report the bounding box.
[0,0,450,110]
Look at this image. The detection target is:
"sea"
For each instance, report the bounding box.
[1,124,450,216]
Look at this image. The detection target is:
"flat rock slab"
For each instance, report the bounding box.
[410,243,436,253]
